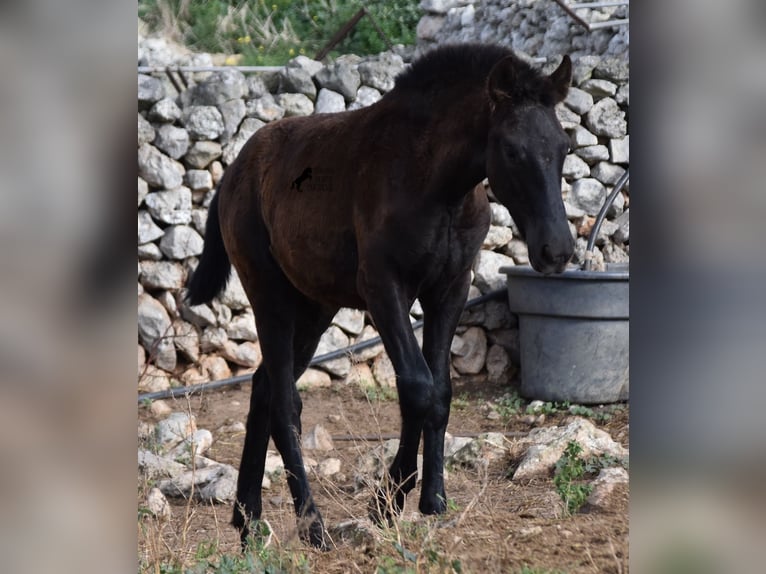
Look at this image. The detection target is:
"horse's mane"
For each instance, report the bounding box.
[391,44,556,105]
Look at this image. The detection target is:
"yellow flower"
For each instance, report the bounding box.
[288,48,295,55]
[237,35,251,44]
[299,48,305,55]
[272,4,277,10]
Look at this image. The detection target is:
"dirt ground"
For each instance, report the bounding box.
[138,375,628,573]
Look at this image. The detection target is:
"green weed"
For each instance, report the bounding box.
[553,441,593,515]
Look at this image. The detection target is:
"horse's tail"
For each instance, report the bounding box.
[186,188,231,305]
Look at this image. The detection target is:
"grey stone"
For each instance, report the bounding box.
[184,141,222,169]
[555,104,581,129]
[586,467,629,512]
[564,87,593,115]
[190,208,207,235]
[317,458,342,477]
[593,58,629,82]
[180,302,217,328]
[302,424,334,451]
[221,117,265,166]
[153,124,190,160]
[157,290,178,316]
[138,177,149,207]
[612,209,629,244]
[277,66,316,100]
[615,82,629,107]
[296,368,332,391]
[564,200,586,219]
[154,337,177,371]
[144,187,192,225]
[138,210,164,244]
[572,55,601,85]
[160,462,239,504]
[275,93,314,117]
[574,144,610,165]
[138,144,185,189]
[140,261,185,290]
[146,487,171,519]
[199,355,231,381]
[188,69,248,105]
[138,113,155,146]
[167,429,214,462]
[226,311,258,341]
[138,293,173,350]
[489,202,514,228]
[506,238,529,265]
[138,365,171,393]
[138,242,163,261]
[609,136,629,164]
[591,162,626,186]
[315,62,361,102]
[332,308,365,336]
[219,271,250,310]
[473,250,515,292]
[372,353,397,388]
[247,75,268,99]
[585,98,627,138]
[579,78,617,99]
[352,325,384,362]
[569,125,598,149]
[217,98,246,143]
[571,178,606,216]
[210,299,231,327]
[482,225,514,250]
[138,449,186,480]
[159,225,204,259]
[314,88,346,114]
[182,105,225,140]
[603,242,629,264]
[200,326,228,353]
[138,74,166,108]
[417,15,446,41]
[562,154,590,179]
[315,326,351,377]
[452,326,487,375]
[246,94,285,122]
[149,98,182,123]
[347,86,382,110]
[155,412,197,450]
[184,169,213,193]
[288,55,324,77]
[358,52,405,92]
[221,340,262,368]
[486,344,510,382]
[172,319,200,362]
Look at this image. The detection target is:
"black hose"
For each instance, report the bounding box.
[583,169,629,271]
[138,288,507,403]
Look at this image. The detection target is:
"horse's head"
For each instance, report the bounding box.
[485,55,574,275]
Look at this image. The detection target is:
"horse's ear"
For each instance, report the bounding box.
[488,56,516,103]
[548,55,572,103]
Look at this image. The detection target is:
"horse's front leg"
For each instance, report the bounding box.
[418,272,472,514]
[362,279,433,522]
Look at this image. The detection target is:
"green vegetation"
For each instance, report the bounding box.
[494,391,525,420]
[553,441,593,515]
[138,0,420,65]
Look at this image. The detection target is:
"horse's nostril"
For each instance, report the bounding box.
[542,244,554,261]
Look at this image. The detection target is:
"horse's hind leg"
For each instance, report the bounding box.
[418,271,472,515]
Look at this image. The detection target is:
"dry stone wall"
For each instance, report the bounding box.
[137,40,629,395]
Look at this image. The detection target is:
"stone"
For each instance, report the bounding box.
[275,93,314,117]
[586,467,629,512]
[603,242,629,264]
[144,186,192,225]
[571,178,606,216]
[153,124,190,160]
[302,424,334,451]
[138,144,185,189]
[317,458,342,477]
[343,362,375,388]
[138,293,173,350]
[159,462,238,503]
[138,449,186,480]
[555,104,581,129]
[452,326,487,375]
[210,299,231,326]
[347,86,382,110]
[172,319,200,362]
[352,325,384,362]
[572,55,600,86]
[333,308,365,336]
[146,487,172,520]
[373,353,397,389]
[221,340,262,368]
[564,87,593,115]
[190,208,207,235]
[489,202,513,227]
[590,162,626,186]
[615,82,629,106]
[200,327,228,353]
[138,113,155,146]
[180,302,217,328]
[315,62,361,102]
[482,225,514,250]
[155,412,197,450]
[297,368,332,391]
[167,429,214,462]
[138,211,164,244]
[219,271,250,310]
[138,344,146,375]
[221,117,265,166]
[609,136,629,164]
[574,145,610,165]
[225,311,258,341]
[138,74,166,108]
[209,161,224,185]
[138,365,171,393]
[219,421,246,434]
[277,66,316,100]
[562,154,590,179]
[314,88,346,114]
[184,169,213,193]
[579,79,617,99]
[585,98,627,138]
[246,94,285,122]
[182,105,225,140]
[593,58,629,82]
[140,261,185,290]
[358,52,405,92]
[486,344,510,382]
[138,242,162,261]
[184,141,222,169]
[189,69,248,105]
[138,177,149,207]
[315,326,351,377]
[505,238,529,265]
[159,225,204,259]
[511,417,628,482]
[199,355,232,381]
[569,125,599,148]
[217,98,246,143]
[289,55,324,77]
[473,250,515,292]
[149,97,182,123]
[417,15,446,40]
[157,290,178,316]
[196,464,238,503]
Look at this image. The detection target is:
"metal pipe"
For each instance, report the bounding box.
[586,18,630,30]
[583,169,629,271]
[138,65,285,74]
[137,288,507,403]
[569,1,629,9]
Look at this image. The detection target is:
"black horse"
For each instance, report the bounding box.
[187,44,574,548]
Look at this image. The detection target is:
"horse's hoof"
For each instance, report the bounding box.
[418,494,447,516]
[368,487,403,525]
[300,518,330,551]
